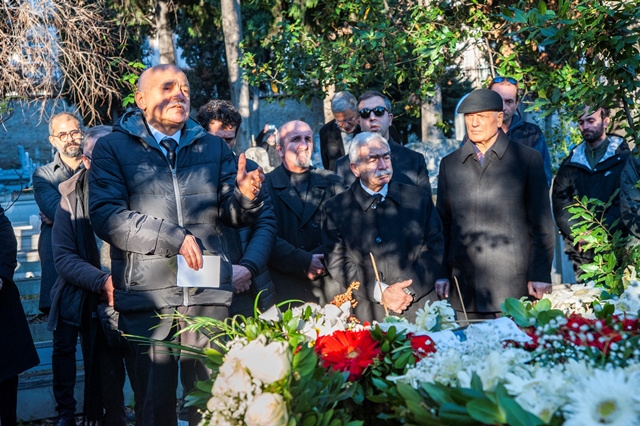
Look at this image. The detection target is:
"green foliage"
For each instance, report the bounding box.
[500,297,564,328]
[567,192,640,295]
[501,1,640,139]
[389,379,545,426]
[118,60,146,108]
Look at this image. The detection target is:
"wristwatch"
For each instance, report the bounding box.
[403,287,416,301]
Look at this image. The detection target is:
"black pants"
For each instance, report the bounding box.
[0,375,19,426]
[98,339,136,426]
[126,305,228,426]
[52,320,79,419]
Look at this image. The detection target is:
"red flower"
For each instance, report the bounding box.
[314,330,381,381]
[409,334,437,360]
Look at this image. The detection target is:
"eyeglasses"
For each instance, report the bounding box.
[335,116,358,125]
[358,106,388,119]
[52,129,82,142]
[491,76,518,85]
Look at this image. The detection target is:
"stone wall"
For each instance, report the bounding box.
[0,98,325,170]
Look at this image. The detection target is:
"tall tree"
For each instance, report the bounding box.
[155,0,176,64]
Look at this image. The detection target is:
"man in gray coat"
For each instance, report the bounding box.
[436,89,555,319]
[89,64,269,425]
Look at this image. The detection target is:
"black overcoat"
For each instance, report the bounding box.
[0,208,40,382]
[264,165,346,305]
[322,181,444,323]
[436,132,555,313]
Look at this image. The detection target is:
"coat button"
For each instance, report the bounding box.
[312,223,318,228]
[375,237,382,243]
[299,227,304,232]
[301,245,305,249]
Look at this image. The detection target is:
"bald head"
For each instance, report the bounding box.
[134,65,190,136]
[276,120,314,172]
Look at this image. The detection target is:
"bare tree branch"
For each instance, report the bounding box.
[0,0,130,125]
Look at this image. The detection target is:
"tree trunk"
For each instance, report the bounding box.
[421,86,444,143]
[221,0,251,152]
[155,0,175,65]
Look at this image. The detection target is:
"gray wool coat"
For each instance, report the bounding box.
[436,132,555,313]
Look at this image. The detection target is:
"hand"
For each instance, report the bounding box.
[382,279,414,314]
[263,123,270,133]
[528,281,552,299]
[307,253,326,280]
[179,234,203,271]
[232,265,252,294]
[0,277,3,291]
[236,153,265,200]
[39,211,53,225]
[102,276,115,306]
[435,279,450,300]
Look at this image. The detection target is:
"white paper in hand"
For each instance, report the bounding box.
[176,254,221,288]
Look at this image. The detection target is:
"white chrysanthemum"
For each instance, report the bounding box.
[505,365,567,423]
[563,368,640,426]
[414,300,458,331]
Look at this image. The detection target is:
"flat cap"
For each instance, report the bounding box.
[458,89,504,114]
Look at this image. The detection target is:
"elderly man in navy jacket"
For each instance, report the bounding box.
[436,89,555,319]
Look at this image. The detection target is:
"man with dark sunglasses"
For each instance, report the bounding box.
[489,76,552,186]
[334,90,432,195]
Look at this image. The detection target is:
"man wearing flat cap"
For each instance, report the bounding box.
[435,89,555,319]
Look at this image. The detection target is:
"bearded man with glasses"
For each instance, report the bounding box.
[334,90,432,195]
[32,111,84,424]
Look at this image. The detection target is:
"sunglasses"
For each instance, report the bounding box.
[492,76,518,85]
[358,106,388,119]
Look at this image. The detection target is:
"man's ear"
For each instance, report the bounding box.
[604,116,611,129]
[48,136,56,148]
[349,162,359,178]
[135,91,146,110]
[496,111,504,128]
[388,113,393,127]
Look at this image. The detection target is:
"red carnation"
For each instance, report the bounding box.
[314,329,381,381]
[409,334,437,360]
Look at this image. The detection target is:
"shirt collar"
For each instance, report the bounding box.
[359,180,388,200]
[148,123,181,145]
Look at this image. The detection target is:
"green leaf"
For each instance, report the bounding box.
[466,399,506,424]
[421,382,454,406]
[499,396,545,426]
[438,403,477,425]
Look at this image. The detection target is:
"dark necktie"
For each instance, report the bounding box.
[370,193,383,210]
[160,137,178,168]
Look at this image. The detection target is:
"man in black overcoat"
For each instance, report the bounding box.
[435,89,555,318]
[264,120,346,305]
[333,91,432,196]
[323,132,444,323]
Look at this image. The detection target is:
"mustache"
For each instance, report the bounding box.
[169,101,187,109]
[375,169,391,178]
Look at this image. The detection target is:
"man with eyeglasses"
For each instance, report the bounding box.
[334,90,432,195]
[32,111,84,424]
[323,132,444,323]
[319,91,360,171]
[488,76,552,186]
[435,89,555,320]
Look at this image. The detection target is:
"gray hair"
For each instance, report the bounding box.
[331,91,357,114]
[49,112,82,136]
[348,132,390,164]
[83,125,112,158]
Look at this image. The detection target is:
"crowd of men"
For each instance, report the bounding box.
[5,63,631,425]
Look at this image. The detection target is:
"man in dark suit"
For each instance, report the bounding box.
[319,91,360,171]
[196,99,277,316]
[323,132,444,323]
[333,91,432,195]
[265,120,346,305]
[435,89,555,319]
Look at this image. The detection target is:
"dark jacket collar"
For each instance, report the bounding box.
[352,180,402,210]
[460,130,510,163]
[269,164,329,189]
